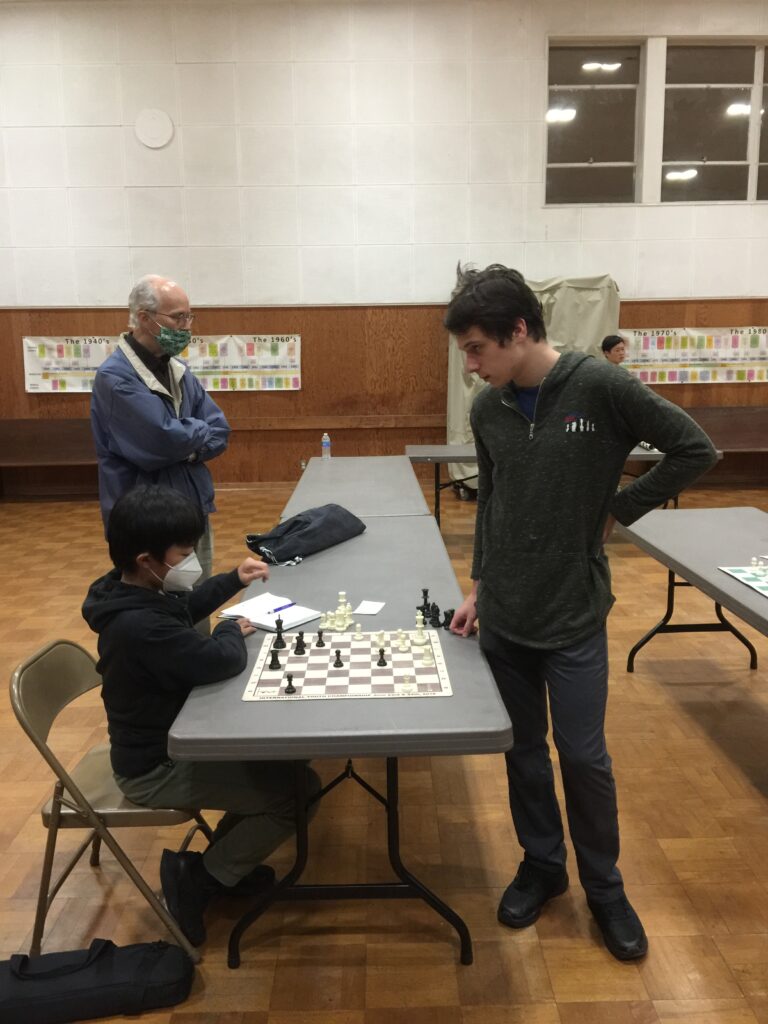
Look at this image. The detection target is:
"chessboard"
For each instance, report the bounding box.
[719,565,768,598]
[242,629,452,701]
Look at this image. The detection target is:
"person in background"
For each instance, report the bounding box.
[446,264,717,962]
[90,275,229,596]
[601,334,627,365]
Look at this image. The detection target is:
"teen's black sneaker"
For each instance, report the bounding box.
[588,895,648,961]
[160,849,219,946]
[497,861,569,928]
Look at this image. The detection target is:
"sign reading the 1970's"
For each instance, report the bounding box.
[23,335,301,393]
[620,327,768,383]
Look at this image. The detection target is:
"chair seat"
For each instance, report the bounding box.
[41,745,195,829]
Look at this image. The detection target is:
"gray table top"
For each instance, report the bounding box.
[405,443,675,463]
[282,456,430,519]
[169,515,513,761]
[618,506,768,636]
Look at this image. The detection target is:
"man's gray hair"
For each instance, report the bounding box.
[127,276,161,329]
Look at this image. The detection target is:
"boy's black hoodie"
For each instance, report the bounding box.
[82,569,246,778]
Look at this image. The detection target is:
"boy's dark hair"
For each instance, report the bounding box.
[444,264,546,343]
[107,485,205,572]
[601,334,624,353]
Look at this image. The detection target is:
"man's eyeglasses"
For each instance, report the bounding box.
[144,309,195,325]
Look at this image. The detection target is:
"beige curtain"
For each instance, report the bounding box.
[446,274,620,486]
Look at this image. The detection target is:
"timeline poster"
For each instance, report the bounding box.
[23,335,119,392]
[23,334,301,393]
[620,327,768,384]
[185,334,301,392]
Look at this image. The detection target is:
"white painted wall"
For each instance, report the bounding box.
[0,0,766,306]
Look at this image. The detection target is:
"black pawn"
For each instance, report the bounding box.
[442,609,454,630]
[429,602,441,628]
[294,631,306,655]
[268,648,281,671]
[284,673,296,695]
[376,648,387,667]
[315,629,325,647]
[273,617,286,650]
[333,649,343,668]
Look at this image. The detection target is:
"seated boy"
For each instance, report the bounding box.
[82,484,319,946]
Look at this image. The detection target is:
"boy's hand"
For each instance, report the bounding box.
[236,616,257,636]
[237,557,270,586]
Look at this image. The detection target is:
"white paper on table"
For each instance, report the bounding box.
[353,600,385,615]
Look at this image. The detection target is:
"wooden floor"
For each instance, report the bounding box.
[3,481,768,1023]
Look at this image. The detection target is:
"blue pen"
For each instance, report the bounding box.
[270,602,295,614]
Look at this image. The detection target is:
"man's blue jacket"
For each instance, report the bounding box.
[91,337,230,529]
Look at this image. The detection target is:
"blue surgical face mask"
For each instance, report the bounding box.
[149,318,191,357]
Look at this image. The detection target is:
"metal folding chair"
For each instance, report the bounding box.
[10,639,213,963]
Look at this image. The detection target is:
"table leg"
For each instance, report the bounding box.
[434,463,441,527]
[226,757,474,967]
[627,569,758,672]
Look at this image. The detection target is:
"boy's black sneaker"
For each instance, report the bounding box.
[588,895,648,961]
[497,861,569,928]
[160,849,219,946]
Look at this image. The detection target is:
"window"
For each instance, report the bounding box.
[546,45,641,204]
[662,46,756,201]
[545,41,767,204]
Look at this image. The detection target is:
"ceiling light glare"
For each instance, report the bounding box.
[665,168,698,181]
[726,102,751,116]
[581,61,622,72]
[546,107,577,123]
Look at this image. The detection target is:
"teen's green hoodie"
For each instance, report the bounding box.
[470,351,717,649]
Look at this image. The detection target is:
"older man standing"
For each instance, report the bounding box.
[91,275,230,588]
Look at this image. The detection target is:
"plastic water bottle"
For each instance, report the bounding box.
[321,432,331,460]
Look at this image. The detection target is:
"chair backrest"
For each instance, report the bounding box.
[10,640,101,755]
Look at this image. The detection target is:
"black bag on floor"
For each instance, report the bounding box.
[0,939,194,1024]
[246,502,366,564]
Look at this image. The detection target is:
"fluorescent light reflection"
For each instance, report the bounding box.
[665,168,698,181]
[546,107,577,123]
[582,61,622,72]
[726,103,751,116]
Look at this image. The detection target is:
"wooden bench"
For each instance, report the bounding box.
[0,420,97,499]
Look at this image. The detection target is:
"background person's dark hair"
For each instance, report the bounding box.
[444,264,547,343]
[601,334,624,354]
[107,485,205,572]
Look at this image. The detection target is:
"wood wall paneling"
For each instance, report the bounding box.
[1,298,766,493]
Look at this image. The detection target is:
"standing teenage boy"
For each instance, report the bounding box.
[83,484,318,947]
[447,265,716,961]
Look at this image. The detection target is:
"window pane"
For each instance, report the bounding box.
[666,46,755,84]
[663,88,750,161]
[547,166,635,204]
[758,165,768,200]
[661,164,748,201]
[547,89,636,163]
[549,46,640,86]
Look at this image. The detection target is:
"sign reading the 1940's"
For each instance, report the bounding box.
[620,327,768,384]
[23,335,301,393]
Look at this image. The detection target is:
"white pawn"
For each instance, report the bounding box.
[318,611,328,630]
[335,609,346,631]
[397,628,408,651]
[353,622,364,640]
